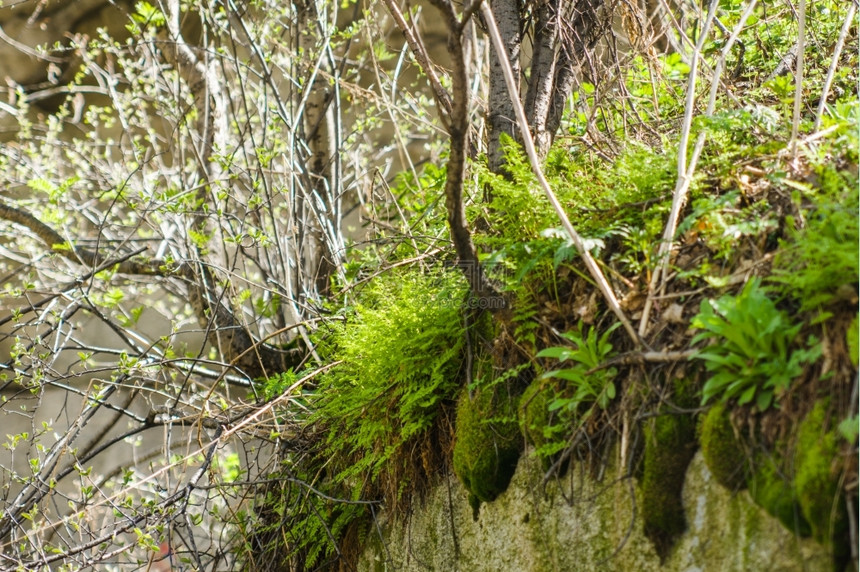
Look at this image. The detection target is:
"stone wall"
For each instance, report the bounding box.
[359,451,831,571]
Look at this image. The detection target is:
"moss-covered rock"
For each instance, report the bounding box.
[641,410,697,561]
[359,448,835,572]
[698,403,748,491]
[453,387,522,514]
[747,453,812,537]
[794,400,847,548]
[518,379,564,471]
[640,377,699,560]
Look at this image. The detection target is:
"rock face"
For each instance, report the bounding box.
[359,451,831,571]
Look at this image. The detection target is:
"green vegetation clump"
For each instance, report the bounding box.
[253,269,470,568]
[640,405,697,561]
[772,164,859,311]
[524,321,621,460]
[518,379,557,469]
[239,466,371,570]
[313,269,467,488]
[794,401,847,547]
[747,453,812,538]
[453,386,522,515]
[691,278,821,411]
[698,404,748,491]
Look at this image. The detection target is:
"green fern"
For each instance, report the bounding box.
[313,269,467,482]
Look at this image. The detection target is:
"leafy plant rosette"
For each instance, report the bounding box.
[536,321,621,415]
[691,279,821,411]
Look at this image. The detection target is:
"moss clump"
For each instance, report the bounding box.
[699,404,748,491]
[453,387,522,514]
[748,453,812,537]
[519,380,549,446]
[518,379,566,471]
[794,400,847,547]
[641,410,697,561]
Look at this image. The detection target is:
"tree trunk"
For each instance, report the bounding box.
[486,0,522,175]
[296,0,341,298]
[524,0,560,157]
[546,0,606,146]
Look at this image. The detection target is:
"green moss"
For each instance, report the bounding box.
[641,409,697,561]
[741,400,851,565]
[794,400,846,547]
[453,387,522,512]
[519,379,548,438]
[748,453,812,537]
[698,404,748,490]
[518,379,563,470]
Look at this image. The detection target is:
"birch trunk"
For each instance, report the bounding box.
[524,0,560,157]
[486,0,522,174]
[296,0,340,297]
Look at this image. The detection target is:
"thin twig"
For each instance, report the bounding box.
[790,0,806,157]
[813,1,856,132]
[382,0,454,123]
[584,349,698,375]
[638,0,720,338]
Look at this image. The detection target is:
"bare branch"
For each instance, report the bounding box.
[0,196,303,378]
[814,2,856,131]
[638,0,757,337]
[426,0,498,300]
[382,0,454,124]
[0,197,170,276]
[545,0,607,147]
[790,0,807,158]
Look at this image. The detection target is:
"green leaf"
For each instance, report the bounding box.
[536,347,572,360]
[838,415,858,444]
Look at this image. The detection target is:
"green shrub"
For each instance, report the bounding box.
[772,165,859,311]
[691,278,821,411]
[537,322,621,412]
[522,321,621,460]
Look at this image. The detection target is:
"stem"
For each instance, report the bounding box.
[638,0,719,338]
[790,0,807,157]
[813,2,855,132]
